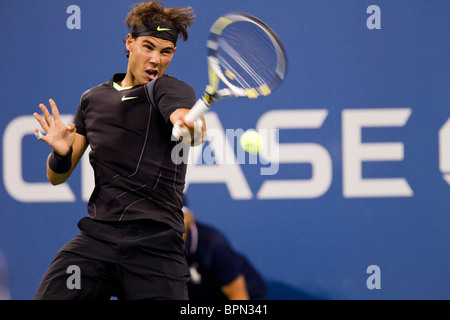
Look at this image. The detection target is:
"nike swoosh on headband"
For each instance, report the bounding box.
[157,26,171,31]
[131,21,179,45]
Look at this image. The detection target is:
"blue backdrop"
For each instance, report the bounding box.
[0,0,449,300]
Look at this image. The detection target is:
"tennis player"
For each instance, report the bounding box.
[33,0,205,300]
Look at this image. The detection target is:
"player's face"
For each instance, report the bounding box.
[126,35,176,85]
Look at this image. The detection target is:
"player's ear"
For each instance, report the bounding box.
[125,34,135,54]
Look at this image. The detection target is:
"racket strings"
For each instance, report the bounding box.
[219,58,252,90]
[216,22,280,91]
[218,40,266,88]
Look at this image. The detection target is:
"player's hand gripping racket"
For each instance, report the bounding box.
[172,12,287,140]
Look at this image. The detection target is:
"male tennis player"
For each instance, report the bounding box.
[33,0,205,300]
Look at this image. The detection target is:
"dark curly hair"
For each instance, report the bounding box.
[125,0,195,42]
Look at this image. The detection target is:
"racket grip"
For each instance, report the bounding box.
[185,98,210,122]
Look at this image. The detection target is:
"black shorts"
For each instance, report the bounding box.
[34,217,190,300]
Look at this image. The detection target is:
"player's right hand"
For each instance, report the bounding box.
[33,99,76,156]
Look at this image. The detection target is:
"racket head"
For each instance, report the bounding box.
[206,13,287,100]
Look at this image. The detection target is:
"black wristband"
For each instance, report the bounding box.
[49,148,73,174]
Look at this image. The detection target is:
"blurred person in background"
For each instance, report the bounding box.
[182,197,266,300]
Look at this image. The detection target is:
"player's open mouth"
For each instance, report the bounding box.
[146,69,158,79]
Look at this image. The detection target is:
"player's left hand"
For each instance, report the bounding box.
[173,118,204,146]
[171,109,206,146]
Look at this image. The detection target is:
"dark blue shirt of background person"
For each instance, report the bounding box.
[183,204,266,300]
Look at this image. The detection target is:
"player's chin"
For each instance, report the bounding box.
[137,74,155,85]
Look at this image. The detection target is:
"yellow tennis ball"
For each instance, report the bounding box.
[240,129,263,154]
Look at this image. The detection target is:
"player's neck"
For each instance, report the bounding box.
[120,73,137,88]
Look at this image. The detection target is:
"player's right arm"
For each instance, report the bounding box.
[34,99,89,185]
[45,133,88,185]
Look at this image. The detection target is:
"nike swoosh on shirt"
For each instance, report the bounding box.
[121,96,138,101]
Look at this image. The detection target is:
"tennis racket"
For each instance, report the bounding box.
[172,12,287,140]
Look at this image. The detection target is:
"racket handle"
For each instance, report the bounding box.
[185,98,210,122]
